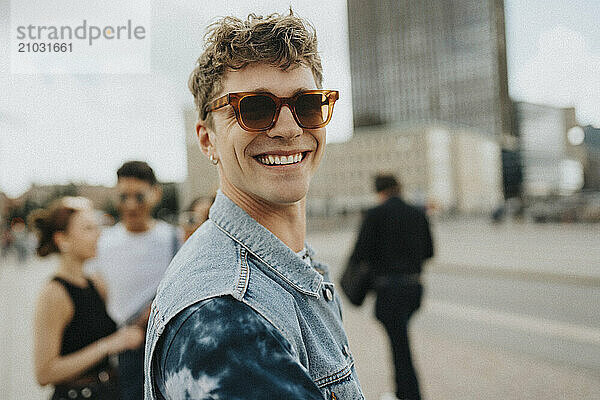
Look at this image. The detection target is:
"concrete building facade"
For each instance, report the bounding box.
[347,0,513,141]
[514,102,583,196]
[309,123,503,215]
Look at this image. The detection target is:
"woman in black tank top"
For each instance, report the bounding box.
[29,197,145,400]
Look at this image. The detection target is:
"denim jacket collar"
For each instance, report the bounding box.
[209,190,323,296]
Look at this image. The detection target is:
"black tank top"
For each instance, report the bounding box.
[52,277,117,374]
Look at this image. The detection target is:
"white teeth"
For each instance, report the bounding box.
[257,152,304,165]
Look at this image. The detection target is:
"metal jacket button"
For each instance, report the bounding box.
[324,287,333,301]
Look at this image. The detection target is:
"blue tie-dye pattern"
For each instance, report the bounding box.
[155,296,324,399]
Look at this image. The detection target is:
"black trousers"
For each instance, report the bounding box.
[118,347,145,400]
[375,277,423,400]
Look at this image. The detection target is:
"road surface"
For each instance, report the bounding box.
[1,219,599,399]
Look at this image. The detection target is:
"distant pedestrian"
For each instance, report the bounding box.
[11,219,30,263]
[179,195,214,242]
[1,225,14,259]
[29,196,144,400]
[343,174,434,400]
[85,161,181,399]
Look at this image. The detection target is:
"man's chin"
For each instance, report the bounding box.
[224,178,310,208]
[123,218,148,232]
[261,186,308,206]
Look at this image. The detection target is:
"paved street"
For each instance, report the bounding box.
[1,219,599,399]
[309,218,600,398]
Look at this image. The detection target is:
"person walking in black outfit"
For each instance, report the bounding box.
[347,174,434,400]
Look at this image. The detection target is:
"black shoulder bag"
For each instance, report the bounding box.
[340,260,373,306]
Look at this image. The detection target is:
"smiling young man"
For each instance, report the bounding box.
[144,11,364,400]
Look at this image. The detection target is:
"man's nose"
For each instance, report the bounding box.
[265,105,302,139]
[122,196,138,208]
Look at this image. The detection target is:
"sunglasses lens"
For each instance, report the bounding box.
[118,193,146,204]
[240,95,277,130]
[295,93,328,128]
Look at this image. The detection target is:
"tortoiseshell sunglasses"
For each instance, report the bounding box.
[205,90,339,132]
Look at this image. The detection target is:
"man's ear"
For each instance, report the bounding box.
[151,184,163,206]
[196,121,214,158]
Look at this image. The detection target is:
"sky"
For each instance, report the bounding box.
[1,0,599,198]
[504,0,600,123]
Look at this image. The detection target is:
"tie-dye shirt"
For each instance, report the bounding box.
[153,295,325,399]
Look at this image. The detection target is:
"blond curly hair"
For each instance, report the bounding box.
[188,10,323,127]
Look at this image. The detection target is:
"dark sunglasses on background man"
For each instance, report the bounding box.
[205,90,339,132]
[118,192,150,204]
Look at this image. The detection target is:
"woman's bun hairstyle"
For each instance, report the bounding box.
[27,197,91,257]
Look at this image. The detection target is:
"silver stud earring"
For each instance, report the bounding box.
[209,154,219,165]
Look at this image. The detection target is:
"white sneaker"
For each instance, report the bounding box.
[379,393,399,400]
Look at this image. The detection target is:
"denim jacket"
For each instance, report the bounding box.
[144,191,364,399]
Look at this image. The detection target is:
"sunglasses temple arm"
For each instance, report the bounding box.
[207,94,231,112]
